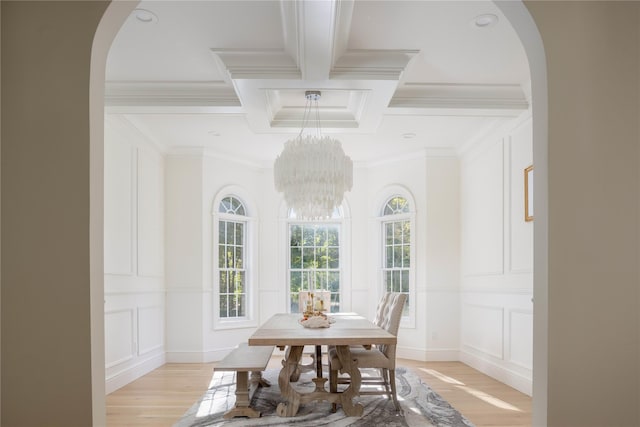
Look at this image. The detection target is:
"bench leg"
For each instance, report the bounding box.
[223,371,261,419]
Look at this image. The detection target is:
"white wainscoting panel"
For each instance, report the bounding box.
[462,304,504,359]
[508,309,533,370]
[137,305,164,356]
[105,309,135,368]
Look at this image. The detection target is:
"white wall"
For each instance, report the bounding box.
[459,112,533,395]
[104,115,166,393]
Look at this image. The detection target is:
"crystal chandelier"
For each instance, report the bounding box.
[274,91,353,220]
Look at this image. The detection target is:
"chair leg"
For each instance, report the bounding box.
[330,365,338,412]
[388,369,401,412]
[382,368,391,396]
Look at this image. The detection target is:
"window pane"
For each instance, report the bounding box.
[290,225,302,246]
[228,271,236,293]
[220,295,228,318]
[229,295,237,317]
[220,197,231,213]
[316,227,327,246]
[402,244,410,268]
[290,293,299,313]
[302,248,315,268]
[235,222,244,245]
[226,222,234,244]
[235,247,243,269]
[219,221,226,246]
[327,227,339,246]
[392,270,400,292]
[393,246,402,268]
[385,245,393,268]
[219,271,228,294]
[385,223,393,245]
[330,293,340,313]
[236,271,245,293]
[316,247,328,269]
[328,271,340,292]
[385,271,392,292]
[218,244,225,268]
[328,248,339,268]
[291,247,301,269]
[402,221,410,243]
[393,222,402,244]
[401,271,409,293]
[303,227,314,246]
[237,295,246,317]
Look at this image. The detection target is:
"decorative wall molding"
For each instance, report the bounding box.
[105,309,135,368]
[507,309,533,370]
[460,287,533,295]
[137,305,164,357]
[462,304,504,360]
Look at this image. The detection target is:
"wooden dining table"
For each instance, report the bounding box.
[248,312,396,417]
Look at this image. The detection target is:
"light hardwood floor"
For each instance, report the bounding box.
[106,357,531,426]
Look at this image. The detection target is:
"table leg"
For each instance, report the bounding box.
[277,345,304,417]
[335,345,364,417]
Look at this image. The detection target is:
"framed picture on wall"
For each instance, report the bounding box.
[524,165,534,222]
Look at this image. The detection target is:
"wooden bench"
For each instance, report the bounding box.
[214,343,275,419]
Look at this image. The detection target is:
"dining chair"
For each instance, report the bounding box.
[328,292,407,412]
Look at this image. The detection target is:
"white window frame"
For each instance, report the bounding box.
[280,203,351,314]
[376,188,416,328]
[212,189,258,330]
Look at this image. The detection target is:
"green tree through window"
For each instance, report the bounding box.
[289,221,341,313]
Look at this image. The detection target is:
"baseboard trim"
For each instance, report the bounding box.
[460,350,532,396]
[397,346,459,362]
[106,352,165,394]
[166,347,235,363]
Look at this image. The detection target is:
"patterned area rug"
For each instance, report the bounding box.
[175,367,474,427]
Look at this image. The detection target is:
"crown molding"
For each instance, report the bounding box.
[104,81,240,108]
[331,49,419,80]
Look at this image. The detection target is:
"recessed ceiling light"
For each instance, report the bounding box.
[134,9,158,24]
[402,132,416,139]
[473,14,498,28]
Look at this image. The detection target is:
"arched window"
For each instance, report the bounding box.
[380,195,413,319]
[287,207,344,313]
[216,196,249,320]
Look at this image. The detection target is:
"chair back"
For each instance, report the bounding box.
[376,293,406,359]
[372,292,393,327]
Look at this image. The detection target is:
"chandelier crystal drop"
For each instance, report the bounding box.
[274,91,353,220]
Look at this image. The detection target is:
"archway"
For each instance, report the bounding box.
[89,1,548,424]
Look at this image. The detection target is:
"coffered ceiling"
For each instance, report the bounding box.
[105,0,530,166]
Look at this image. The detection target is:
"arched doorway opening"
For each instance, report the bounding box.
[89,1,548,425]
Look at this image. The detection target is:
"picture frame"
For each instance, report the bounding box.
[524,165,534,222]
